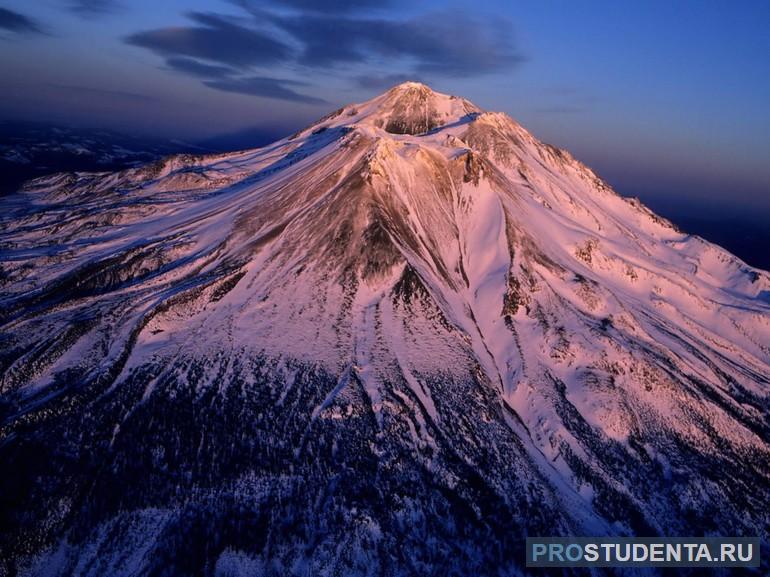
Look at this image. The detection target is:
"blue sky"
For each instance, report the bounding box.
[1,0,769,213]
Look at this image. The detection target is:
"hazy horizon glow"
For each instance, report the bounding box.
[1,0,768,212]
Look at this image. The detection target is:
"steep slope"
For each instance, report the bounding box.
[1,82,769,576]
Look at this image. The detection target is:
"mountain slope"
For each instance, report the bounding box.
[0,121,204,196]
[1,82,769,576]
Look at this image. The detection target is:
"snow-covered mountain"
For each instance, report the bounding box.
[0,121,203,196]
[1,82,769,576]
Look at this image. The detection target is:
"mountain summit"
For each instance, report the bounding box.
[340,81,481,135]
[1,84,769,576]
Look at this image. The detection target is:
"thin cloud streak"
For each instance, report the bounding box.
[125,12,292,68]
[203,76,327,104]
[271,10,523,76]
[166,57,237,79]
[65,0,123,17]
[0,7,46,34]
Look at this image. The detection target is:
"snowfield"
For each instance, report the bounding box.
[1,82,769,576]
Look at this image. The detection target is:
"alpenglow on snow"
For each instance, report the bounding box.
[1,82,769,576]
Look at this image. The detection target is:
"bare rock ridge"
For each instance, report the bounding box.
[0,82,769,576]
[375,81,480,135]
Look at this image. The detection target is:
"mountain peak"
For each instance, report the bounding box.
[373,82,480,135]
[309,82,482,137]
[389,80,432,92]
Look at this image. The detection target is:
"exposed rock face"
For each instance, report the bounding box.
[367,81,480,135]
[381,83,444,134]
[1,83,769,576]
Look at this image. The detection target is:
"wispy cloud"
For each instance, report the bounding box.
[124,12,321,103]
[165,57,237,79]
[65,0,122,18]
[125,3,523,103]
[270,10,523,76]
[235,0,399,13]
[125,12,292,68]
[203,76,327,104]
[0,7,45,34]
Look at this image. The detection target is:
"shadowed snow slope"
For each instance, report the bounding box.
[1,82,769,576]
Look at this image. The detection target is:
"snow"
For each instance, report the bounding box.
[3,82,768,442]
[2,81,769,574]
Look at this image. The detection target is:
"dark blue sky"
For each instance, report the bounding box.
[1,0,769,215]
